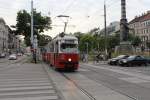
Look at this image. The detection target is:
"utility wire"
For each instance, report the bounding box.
[73,0,121,33]
[61,0,77,14]
[107,0,120,8]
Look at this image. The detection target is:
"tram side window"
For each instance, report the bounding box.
[50,44,54,52]
[41,48,46,53]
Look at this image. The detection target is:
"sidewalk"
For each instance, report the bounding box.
[0,61,60,100]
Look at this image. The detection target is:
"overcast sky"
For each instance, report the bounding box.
[0,0,149,37]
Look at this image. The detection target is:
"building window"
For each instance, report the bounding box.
[148,21,150,26]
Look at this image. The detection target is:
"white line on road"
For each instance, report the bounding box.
[0,90,56,96]
[0,86,53,91]
[0,96,58,100]
[82,64,150,83]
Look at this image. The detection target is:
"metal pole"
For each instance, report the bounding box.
[31,0,34,45]
[86,43,88,54]
[33,35,37,63]
[31,0,34,61]
[3,32,4,52]
[104,1,107,58]
[86,43,88,62]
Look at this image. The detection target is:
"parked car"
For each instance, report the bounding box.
[0,53,6,58]
[119,55,148,67]
[9,54,17,60]
[146,58,150,64]
[17,53,22,56]
[108,55,129,65]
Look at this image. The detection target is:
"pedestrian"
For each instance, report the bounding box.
[96,54,100,63]
[108,51,111,59]
[85,54,88,63]
[33,50,37,63]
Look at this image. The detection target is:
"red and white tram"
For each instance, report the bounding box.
[42,33,79,71]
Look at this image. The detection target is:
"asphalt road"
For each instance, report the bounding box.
[1,56,150,100]
[78,63,150,100]
[45,61,150,100]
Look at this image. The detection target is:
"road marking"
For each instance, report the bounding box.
[119,77,150,83]
[0,90,56,96]
[0,83,51,87]
[79,68,90,72]
[0,86,53,91]
[83,64,150,83]
[0,58,60,100]
[0,96,58,100]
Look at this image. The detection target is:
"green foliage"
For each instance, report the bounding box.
[74,32,84,43]
[38,34,52,46]
[127,33,134,41]
[131,36,141,47]
[146,41,150,49]
[16,10,30,37]
[76,33,120,53]
[16,9,52,46]
[107,35,120,51]
[73,28,142,54]
[79,34,94,52]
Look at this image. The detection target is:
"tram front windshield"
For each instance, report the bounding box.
[60,43,78,53]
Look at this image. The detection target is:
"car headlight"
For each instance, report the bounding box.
[123,60,127,63]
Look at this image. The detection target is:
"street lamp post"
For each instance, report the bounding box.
[2,31,4,52]
[86,42,88,63]
[31,0,35,62]
[104,0,108,58]
[33,35,38,63]
[31,0,34,45]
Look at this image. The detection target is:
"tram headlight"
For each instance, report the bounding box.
[68,58,72,62]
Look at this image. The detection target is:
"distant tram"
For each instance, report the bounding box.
[42,33,79,71]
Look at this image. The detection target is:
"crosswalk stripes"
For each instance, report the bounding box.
[0,62,60,100]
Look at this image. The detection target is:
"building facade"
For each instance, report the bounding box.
[8,27,16,52]
[129,11,150,47]
[100,21,120,36]
[0,18,9,53]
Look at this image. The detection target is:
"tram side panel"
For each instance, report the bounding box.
[47,53,51,63]
[50,53,55,66]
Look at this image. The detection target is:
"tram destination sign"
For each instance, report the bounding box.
[65,40,75,44]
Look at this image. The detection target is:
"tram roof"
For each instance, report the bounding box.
[53,34,77,41]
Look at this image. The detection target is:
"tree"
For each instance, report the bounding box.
[38,34,52,46]
[146,41,150,56]
[132,36,141,47]
[79,34,94,53]
[107,35,120,52]
[89,27,100,36]
[73,32,84,42]
[16,9,52,46]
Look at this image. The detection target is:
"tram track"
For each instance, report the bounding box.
[60,72,96,100]
[42,61,97,100]
[80,64,140,100]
